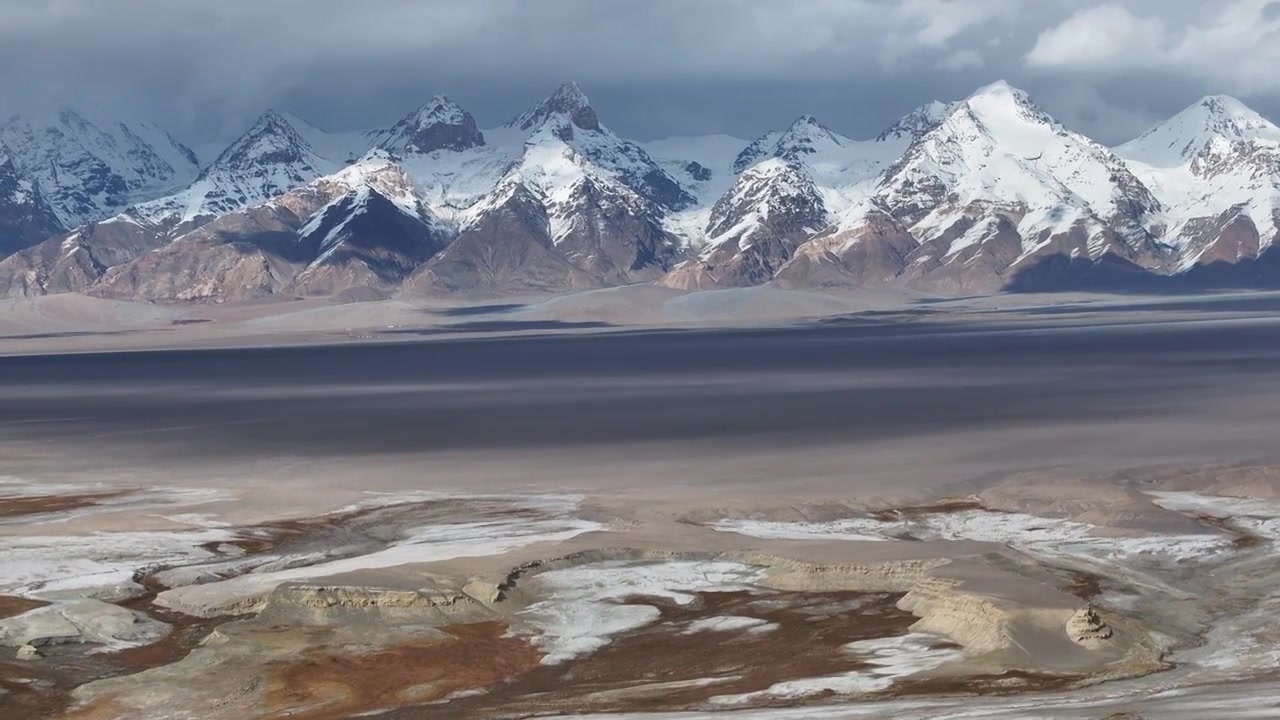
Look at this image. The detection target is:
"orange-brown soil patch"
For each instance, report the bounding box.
[869,498,985,522]
[258,622,540,720]
[383,590,918,719]
[0,596,47,621]
[0,492,128,520]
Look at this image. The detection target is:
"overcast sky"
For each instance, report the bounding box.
[4,0,1280,146]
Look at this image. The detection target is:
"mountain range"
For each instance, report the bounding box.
[3,80,1280,302]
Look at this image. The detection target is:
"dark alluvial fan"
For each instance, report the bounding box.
[5,81,1280,301]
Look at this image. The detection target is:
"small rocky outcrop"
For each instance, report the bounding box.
[15,643,41,660]
[0,599,169,649]
[1066,605,1114,648]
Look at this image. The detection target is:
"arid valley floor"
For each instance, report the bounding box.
[4,288,1280,719]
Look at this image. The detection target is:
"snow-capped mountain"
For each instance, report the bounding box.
[734,115,850,172]
[6,80,1280,301]
[90,155,436,302]
[0,109,375,296]
[1116,95,1280,270]
[404,177,601,295]
[504,82,694,212]
[130,110,371,229]
[662,159,829,289]
[72,83,690,301]
[871,81,1161,292]
[658,103,949,289]
[0,108,200,228]
[287,154,451,297]
[393,82,689,292]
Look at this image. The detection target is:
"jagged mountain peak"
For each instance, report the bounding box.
[1192,94,1272,130]
[200,109,313,175]
[787,114,824,130]
[733,115,850,173]
[876,101,956,143]
[254,108,292,127]
[126,110,374,228]
[506,81,600,134]
[399,95,470,130]
[374,94,485,155]
[781,115,841,142]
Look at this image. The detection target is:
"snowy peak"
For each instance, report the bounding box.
[906,80,1075,166]
[880,80,1159,239]
[1194,95,1276,138]
[201,110,315,174]
[1116,95,1280,167]
[130,110,369,227]
[373,95,485,155]
[506,85,694,211]
[876,101,956,143]
[506,82,601,135]
[1115,95,1280,261]
[733,115,850,173]
[959,81,1060,137]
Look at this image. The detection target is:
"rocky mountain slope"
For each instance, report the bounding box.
[0,155,63,256]
[5,81,1280,301]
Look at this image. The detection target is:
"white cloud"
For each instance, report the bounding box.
[1026,5,1168,68]
[1027,0,1280,94]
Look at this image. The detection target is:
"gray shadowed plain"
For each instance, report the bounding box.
[1,317,1278,495]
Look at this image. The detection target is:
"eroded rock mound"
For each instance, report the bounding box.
[1067,605,1114,648]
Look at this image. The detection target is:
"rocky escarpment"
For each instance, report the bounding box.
[752,552,1146,675]
[251,583,500,627]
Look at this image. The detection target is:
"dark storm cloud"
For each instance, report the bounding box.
[1,1,1278,146]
